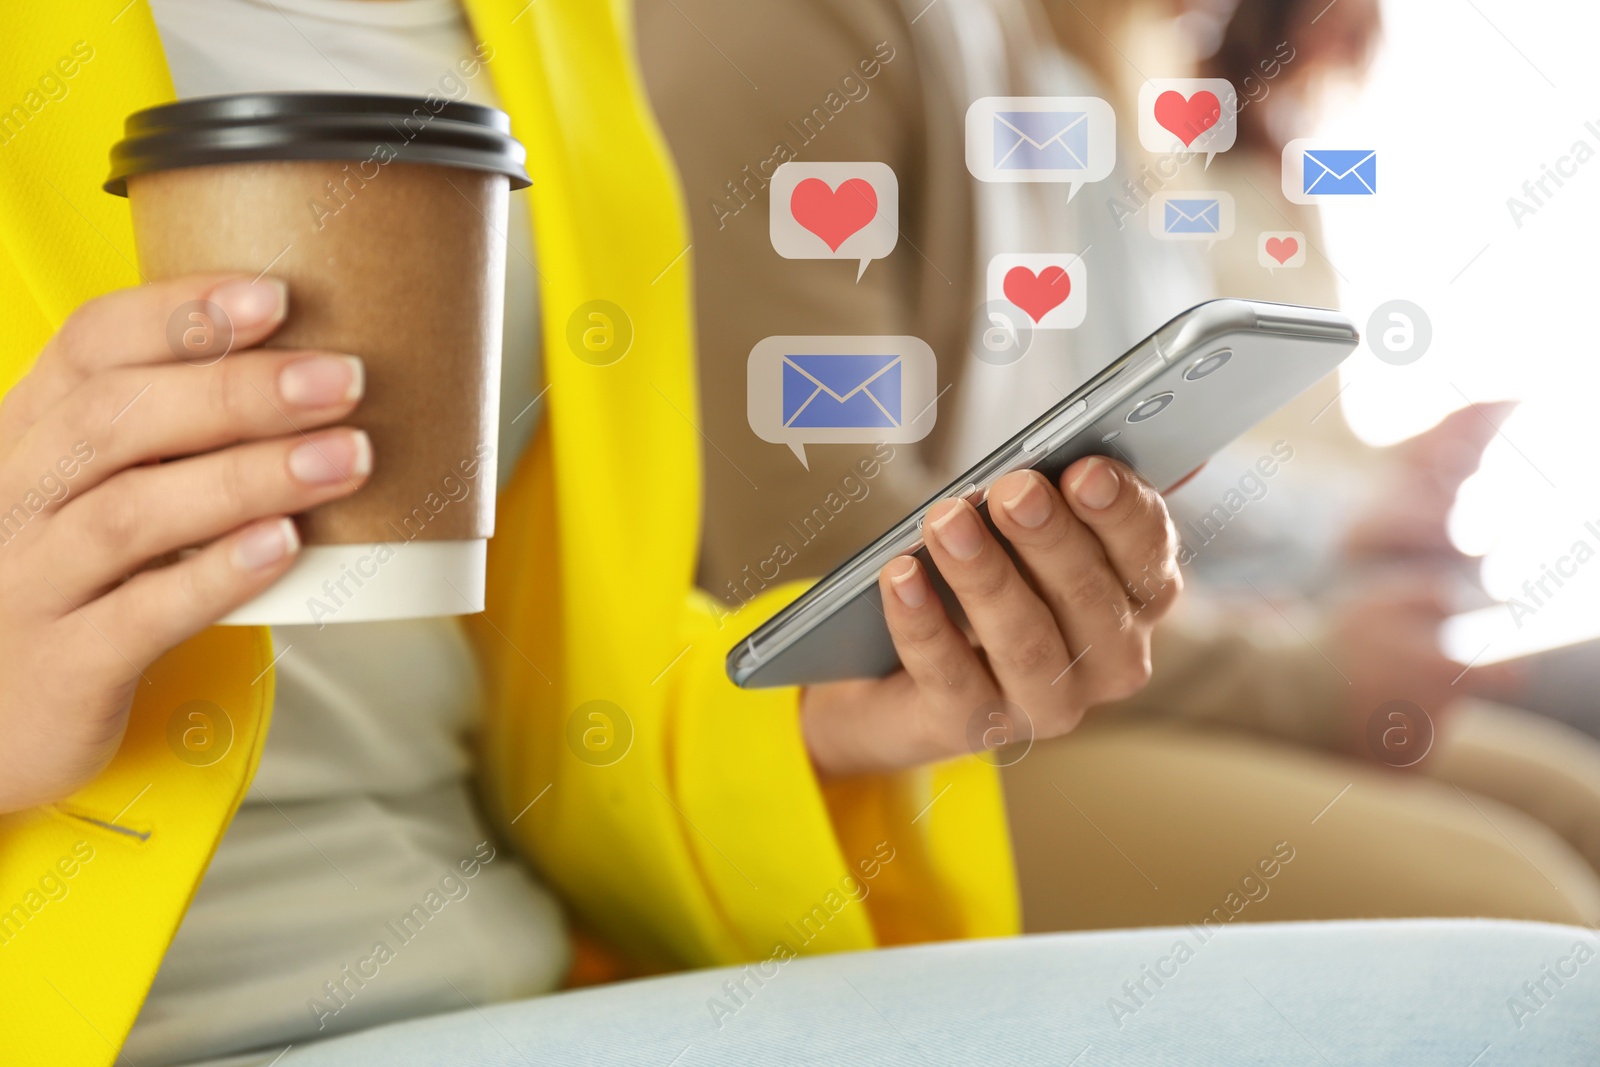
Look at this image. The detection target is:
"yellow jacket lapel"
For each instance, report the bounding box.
[0,8,274,1065]
[0,2,171,324]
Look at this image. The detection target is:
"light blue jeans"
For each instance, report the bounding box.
[269,919,1597,1065]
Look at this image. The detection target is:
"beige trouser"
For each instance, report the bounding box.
[1002,702,1600,932]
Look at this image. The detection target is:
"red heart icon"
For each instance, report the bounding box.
[1003,266,1072,323]
[1264,236,1299,264]
[1153,90,1222,147]
[790,178,878,252]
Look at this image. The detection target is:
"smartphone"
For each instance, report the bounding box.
[726,298,1360,689]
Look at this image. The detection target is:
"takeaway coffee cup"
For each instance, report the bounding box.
[106,93,529,625]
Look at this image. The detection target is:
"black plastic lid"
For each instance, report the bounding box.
[105,92,530,196]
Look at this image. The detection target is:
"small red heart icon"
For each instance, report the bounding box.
[1264,236,1299,264]
[1153,90,1222,147]
[790,178,878,252]
[1003,266,1072,323]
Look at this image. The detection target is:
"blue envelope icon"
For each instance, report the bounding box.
[1164,198,1221,234]
[994,111,1090,171]
[782,353,902,429]
[1303,149,1377,195]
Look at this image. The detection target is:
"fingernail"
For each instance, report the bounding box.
[210,278,287,329]
[289,429,372,485]
[887,557,928,608]
[999,474,1051,529]
[279,355,364,407]
[1069,458,1119,510]
[930,502,984,561]
[232,517,299,570]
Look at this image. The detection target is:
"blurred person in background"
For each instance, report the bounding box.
[1156,0,1600,888]
[640,0,1600,934]
[1042,0,1600,913]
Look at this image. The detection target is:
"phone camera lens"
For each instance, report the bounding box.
[1126,392,1174,424]
[1184,349,1232,381]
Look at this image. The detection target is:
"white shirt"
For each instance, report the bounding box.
[130,3,562,1065]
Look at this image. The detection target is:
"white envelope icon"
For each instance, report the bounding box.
[1150,191,1235,241]
[1303,149,1377,195]
[992,111,1089,170]
[966,96,1117,187]
[1282,139,1379,205]
[1164,198,1220,234]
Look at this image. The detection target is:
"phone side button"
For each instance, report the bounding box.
[1022,399,1088,453]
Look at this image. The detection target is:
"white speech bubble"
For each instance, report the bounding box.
[748,336,937,468]
[769,162,898,282]
[1150,190,1235,248]
[1137,79,1237,167]
[986,253,1087,330]
[965,96,1115,198]
[1257,231,1307,270]
[1281,139,1378,205]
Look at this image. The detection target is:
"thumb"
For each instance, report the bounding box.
[1401,402,1517,483]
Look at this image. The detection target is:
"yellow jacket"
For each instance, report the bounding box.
[0,2,1016,1061]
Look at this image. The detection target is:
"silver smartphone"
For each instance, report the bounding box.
[726,299,1360,689]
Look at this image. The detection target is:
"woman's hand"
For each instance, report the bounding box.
[1326,578,1523,768]
[0,274,370,813]
[800,456,1182,779]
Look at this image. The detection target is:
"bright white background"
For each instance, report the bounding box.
[1320,0,1600,619]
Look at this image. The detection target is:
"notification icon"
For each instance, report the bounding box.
[1258,231,1306,269]
[770,162,899,281]
[964,96,1116,197]
[1281,140,1378,204]
[986,253,1087,329]
[747,335,938,467]
[1150,191,1235,245]
[1137,79,1237,162]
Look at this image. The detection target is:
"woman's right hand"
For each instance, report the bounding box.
[801,457,1182,779]
[0,274,371,813]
